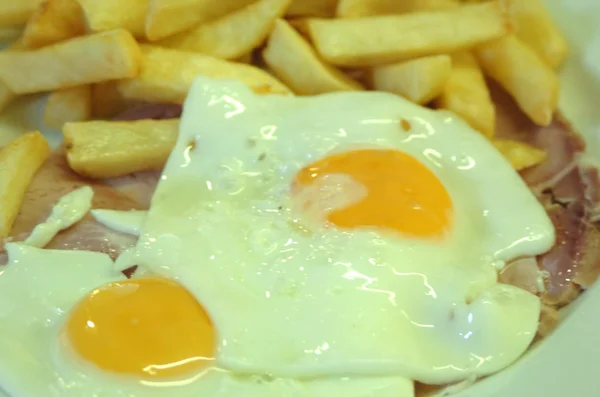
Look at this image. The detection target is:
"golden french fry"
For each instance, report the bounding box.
[63,119,179,178]
[0,41,22,113]
[145,0,257,41]
[371,54,451,104]
[44,85,91,129]
[0,82,15,113]
[158,0,292,60]
[435,51,495,138]
[476,34,559,127]
[0,26,23,42]
[493,139,547,171]
[263,19,362,95]
[336,0,457,18]
[0,29,141,94]
[91,81,136,118]
[0,1,44,27]
[307,1,509,67]
[117,45,291,104]
[505,0,568,69]
[287,0,338,17]
[76,0,147,38]
[0,131,50,237]
[22,0,86,49]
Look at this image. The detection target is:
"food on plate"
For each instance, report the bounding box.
[21,0,86,49]
[2,150,145,262]
[145,0,257,41]
[287,0,337,17]
[435,51,495,138]
[157,0,291,60]
[44,85,92,129]
[0,131,50,237]
[0,0,597,395]
[263,19,363,95]
[306,1,508,67]
[490,84,600,308]
[0,26,22,42]
[91,81,135,118]
[63,119,179,178]
[112,103,182,121]
[0,76,555,397]
[20,185,94,248]
[0,29,141,94]
[0,0,43,26]
[336,0,458,18]
[476,34,559,127]
[0,82,14,113]
[492,139,547,171]
[370,54,451,105]
[76,0,148,38]
[116,45,291,104]
[505,0,569,69]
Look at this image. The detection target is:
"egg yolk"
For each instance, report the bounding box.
[293,149,453,238]
[64,278,214,379]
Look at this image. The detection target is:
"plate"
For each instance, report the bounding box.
[0,1,598,395]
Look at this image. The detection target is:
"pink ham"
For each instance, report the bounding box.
[1,150,146,264]
[112,103,182,121]
[492,83,600,306]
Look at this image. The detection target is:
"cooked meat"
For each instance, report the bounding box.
[492,82,600,307]
[499,257,542,295]
[112,103,182,121]
[0,150,147,264]
[104,171,161,208]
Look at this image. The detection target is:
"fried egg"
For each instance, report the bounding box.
[0,244,412,396]
[126,77,554,384]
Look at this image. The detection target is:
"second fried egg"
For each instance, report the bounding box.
[125,77,555,385]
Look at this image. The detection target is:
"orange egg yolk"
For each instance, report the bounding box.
[293,149,453,238]
[64,278,214,379]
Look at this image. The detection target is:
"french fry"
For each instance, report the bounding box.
[493,139,547,171]
[371,54,451,104]
[263,19,362,95]
[435,51,495,138]
[76,0,147,39]
[22,0,86,49]
[0,131,50,237]
[0,26,23,42]
[145,0,257,41]
[0,82,15,113]
[44,85,91,129]
[307,1,509,67]
[505,0,568,69]
[0,38,31,113]
[0,0,44,27]
[476,34,559,127]
[0,29,141,94]
[158,0,292,60]
[91,81,135,119]
[117,45,291,104]
[63,119,179,178]
[287,0,338,17]
[336,0,457,18]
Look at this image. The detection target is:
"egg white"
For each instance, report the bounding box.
[123,77,555,385]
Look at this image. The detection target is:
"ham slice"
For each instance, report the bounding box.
[492,82,600,306]
[1,150,146,264]
[112,103,182,121]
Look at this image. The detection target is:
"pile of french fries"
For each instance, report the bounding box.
[0,0,567,238]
